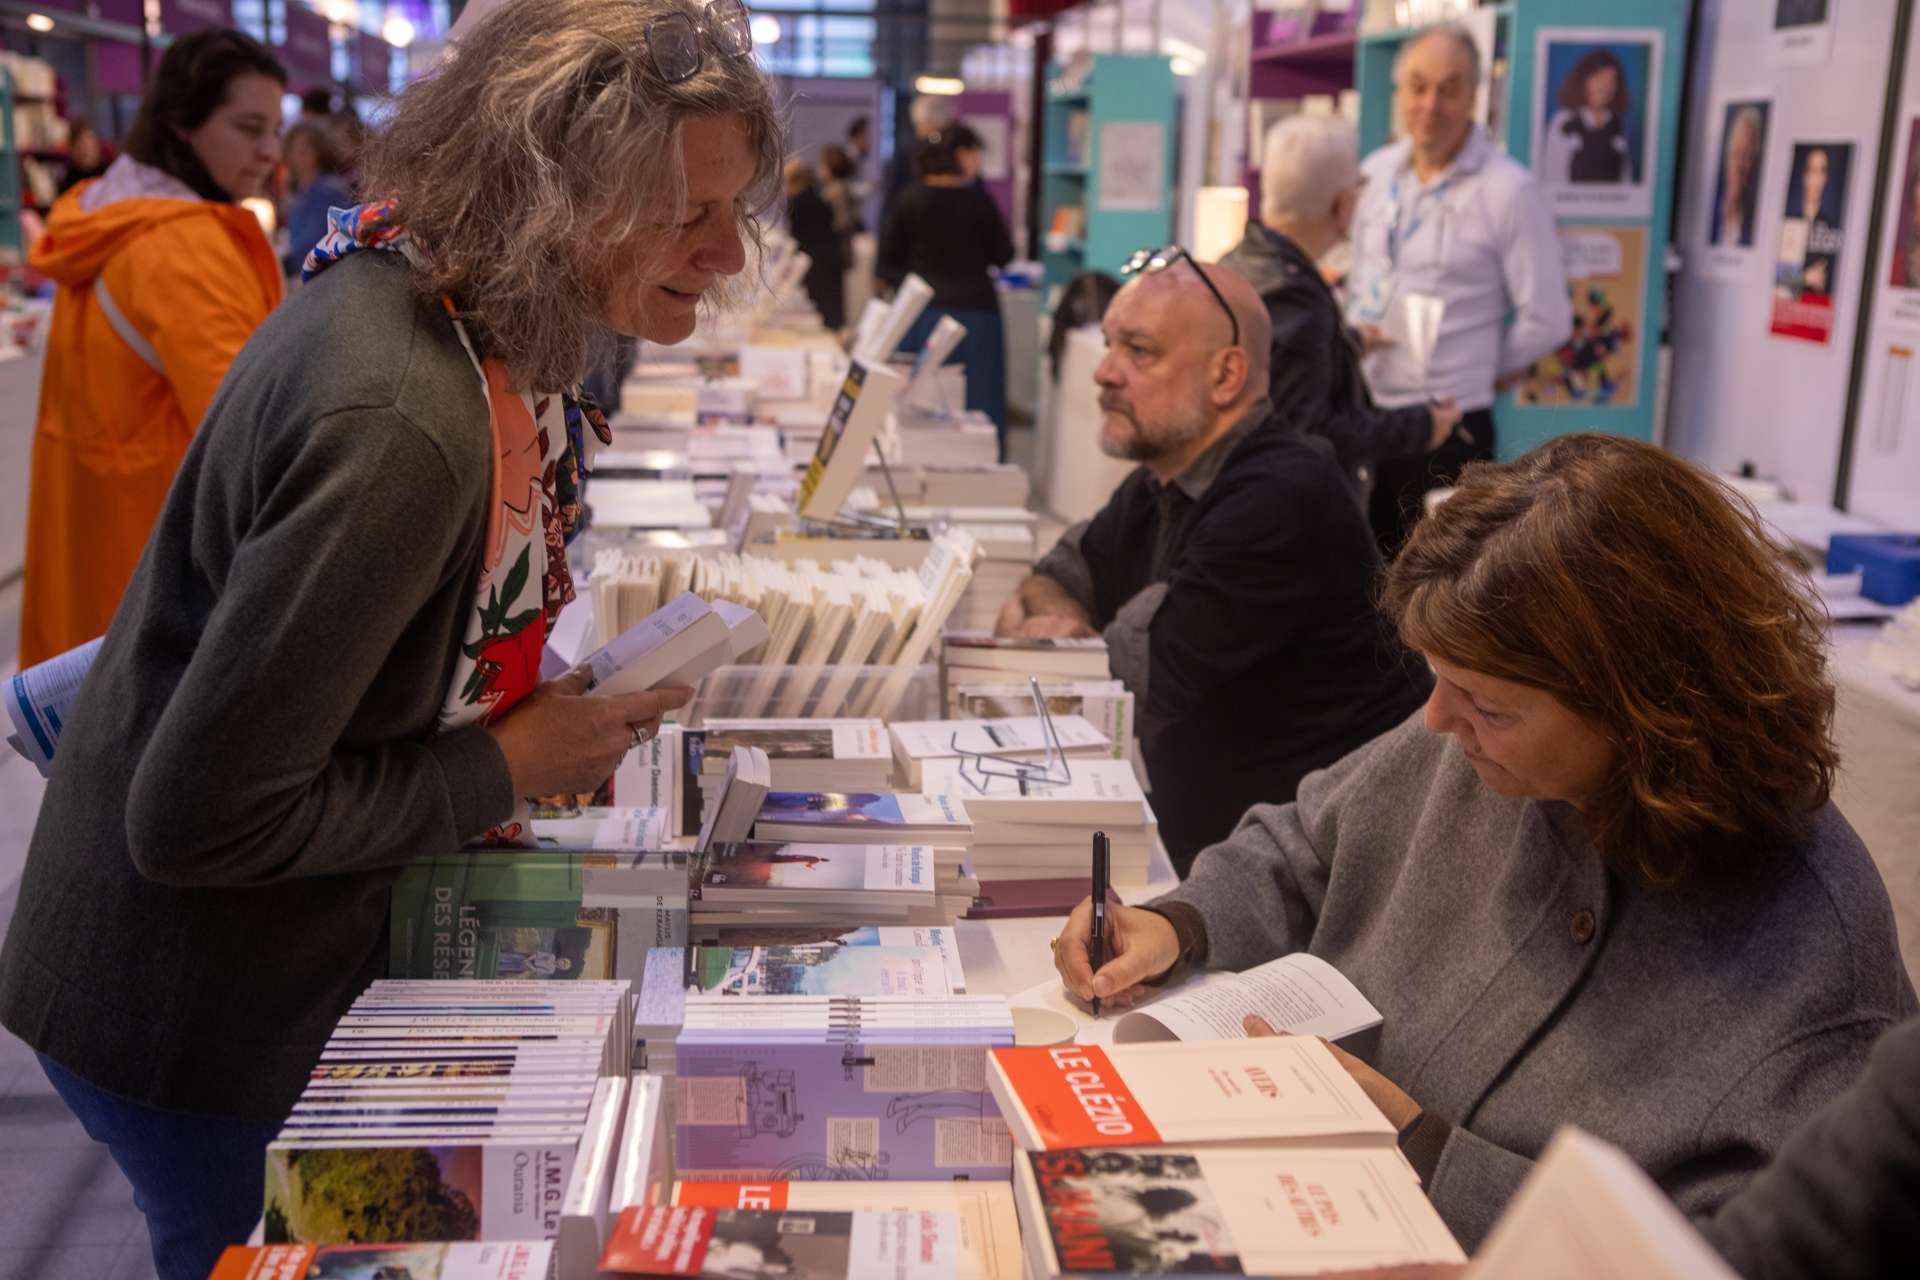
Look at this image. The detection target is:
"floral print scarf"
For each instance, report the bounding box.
[305,201,613,840]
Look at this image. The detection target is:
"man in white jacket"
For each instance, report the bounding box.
[1346,21,1571,552]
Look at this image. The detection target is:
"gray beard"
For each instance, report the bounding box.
[1099,406,1210,463]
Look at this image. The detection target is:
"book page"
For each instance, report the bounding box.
[1117,953,1382,1044]
[5,635,102,777]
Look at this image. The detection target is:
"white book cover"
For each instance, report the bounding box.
[584,592,731,699]
[1014,1145,1463,1277]
[1473,1128,1742,1279]
[697,844,939,900]
[988,1038,1395,1151]
[890,715,1110,774]
[533,807,674,851]
[670,1181,1022,1280]
[921,757,1147,826]
[558,1075,629,1280]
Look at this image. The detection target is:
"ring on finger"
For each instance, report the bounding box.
[629,724,651,749]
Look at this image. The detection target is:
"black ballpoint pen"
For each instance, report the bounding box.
[1089,830,1110,1017]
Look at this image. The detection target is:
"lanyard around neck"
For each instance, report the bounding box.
[1386,162,1462,268]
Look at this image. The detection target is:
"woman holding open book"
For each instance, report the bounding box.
[1053,433,1915,1251]
[0,2,779,1277]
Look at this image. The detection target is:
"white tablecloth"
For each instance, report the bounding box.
[1830,624,1920,985]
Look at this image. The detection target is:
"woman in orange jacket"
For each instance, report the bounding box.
[20,29,286,667]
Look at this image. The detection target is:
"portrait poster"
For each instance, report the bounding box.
[1884,119,1920,330]
[1771,141,1853,345]
[1515,226,1645,409]
[1531,27,1662,219]
[1706,99,1772,250]
[1770,0,1837,66]
[1096,121,1166,213]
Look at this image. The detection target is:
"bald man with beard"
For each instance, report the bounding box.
[998,259,1430,871]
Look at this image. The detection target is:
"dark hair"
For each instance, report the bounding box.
[300,87,334,116]
[915,122,981,179]
[284,119,347,176]
[1382,434,1838,887]
[1558,48,1630,116]
[846,115,869,140]
[818,143,855,181]
[126,28,286,203]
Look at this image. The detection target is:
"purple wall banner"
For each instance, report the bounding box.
[160,0,236,36]
[279,3,335,91]
[355,31,391,95]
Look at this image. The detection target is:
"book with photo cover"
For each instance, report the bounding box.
[685,720,892,791]
[263,1140,578,1243]
[669,1181,1021,1280]
[209,1241,555,1280]
[1013,1145,1463,1277]
[751,791,971,845]
[600,1205,960,1278]
[694,843,939,908]
[389,852,615,982]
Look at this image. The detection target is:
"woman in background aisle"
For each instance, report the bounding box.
[879,122,1014,458]
[279,118,354,278]
[55,119,110,196]
[785,157,846,329]
[19,28,285,667]
[0,2,779,1277]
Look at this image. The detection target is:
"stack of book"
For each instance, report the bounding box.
[939,631,1111,691]
[600,1205,965,1279]
[920,756,1155,891]
[694,746,772,851]
[942,524,1035,632]
[887,715,1113,789]
[680,718,893,834]
[942,679,1134,767]
[894,411,1002,468]
[672,994,1016,1181]
[689,841,967,930]
[988,1038,1466,1277]
[388,809,688,988]
[664,1180,1023,1280]
[210,1242,555,1279]
[748,792,977,919]
[918,464,1031,509]
[261,980,632,1245]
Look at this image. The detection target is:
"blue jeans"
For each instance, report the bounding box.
[39,1055,283,1280]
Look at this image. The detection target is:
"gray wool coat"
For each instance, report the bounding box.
[1151,712,1917,1250]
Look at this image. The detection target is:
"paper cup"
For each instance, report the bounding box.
[1011,1005,1079,1047]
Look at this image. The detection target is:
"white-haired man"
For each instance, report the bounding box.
[1347,22,1570,552]
[1222,113,1464,505]
[881,94,956,228]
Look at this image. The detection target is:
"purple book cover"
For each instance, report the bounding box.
[966,878,1089,919]
[673,1041,1013,1182]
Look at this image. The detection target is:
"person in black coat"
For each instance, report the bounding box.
[785,158,846,330]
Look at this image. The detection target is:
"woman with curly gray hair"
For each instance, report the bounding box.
[0,1,782,1275]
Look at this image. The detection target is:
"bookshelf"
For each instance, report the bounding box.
[1038,54,1177,290]
[1244,8,1363,233]
[1353,0,1687,459]
[0,72,21,264]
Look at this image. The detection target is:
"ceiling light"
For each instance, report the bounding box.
[383,15,414,46]
[914,75,964,96]
[25,13,55,32]
[749,14,780,45]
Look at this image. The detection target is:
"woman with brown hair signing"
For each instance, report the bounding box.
[1053,433,1914,1249]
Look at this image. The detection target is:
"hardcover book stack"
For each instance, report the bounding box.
[920,755,1156,892]
[987,1038,1466,1277]
[941,679,1136,770]
[672,993,1017,1182]
[262,980,633,1247]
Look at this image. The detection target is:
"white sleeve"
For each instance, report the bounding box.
[1540,110,1576,186]
[1496,178,1573,376]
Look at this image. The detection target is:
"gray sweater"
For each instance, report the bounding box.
[1151,713,1916,1250]
[0,251,517,1119]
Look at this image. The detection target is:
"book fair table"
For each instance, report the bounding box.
[1829,622,1920,986]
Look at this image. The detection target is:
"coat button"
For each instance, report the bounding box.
[1570,910,1597,944]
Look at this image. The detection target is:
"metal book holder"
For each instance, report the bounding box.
[950,676,1074,794]
[798,434,913,539]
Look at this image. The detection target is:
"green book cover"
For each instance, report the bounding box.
[390,852,615,982]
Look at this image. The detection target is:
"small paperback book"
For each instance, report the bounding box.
[752,792,971,845]
[209,1242,555,1280]
[1014,1146,1463,1278]
[694,843,938,907]
[987,1038,1395,1152]
[601,1205,960,1279]
[695,746,772,852]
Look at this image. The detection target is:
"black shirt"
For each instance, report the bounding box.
[1035,405,1431,870]
[878,182,1014,311]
